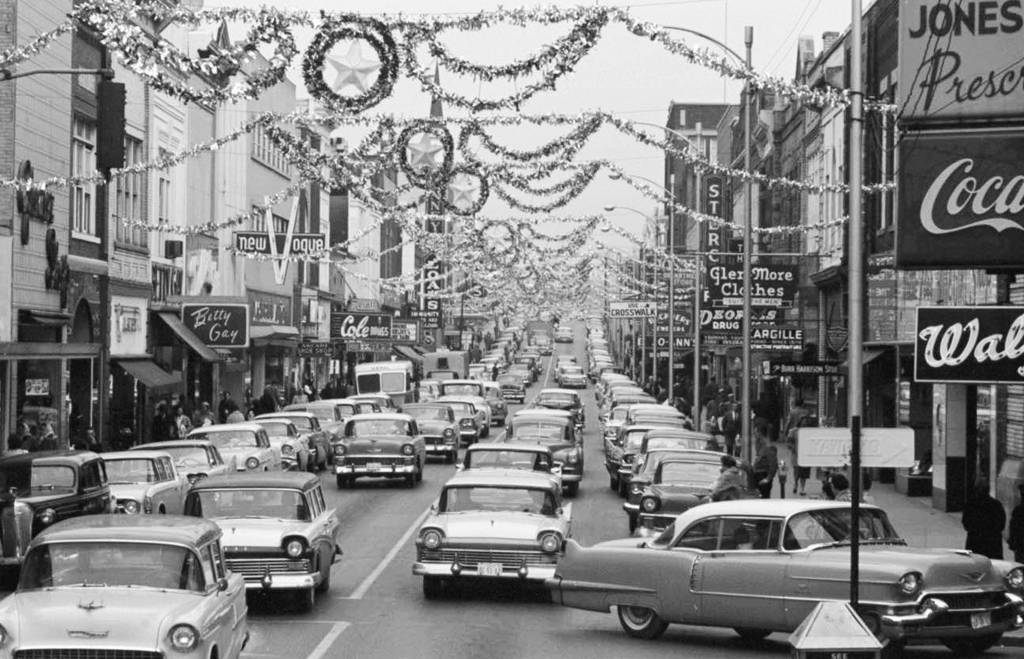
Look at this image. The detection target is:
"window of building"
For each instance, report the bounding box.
[114,135,147,248]
[71,118,97,237]
[251,125,291,176]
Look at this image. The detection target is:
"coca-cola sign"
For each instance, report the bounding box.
[915,306,1024,383]
[330,312,392,341]
[897,129,1024,268]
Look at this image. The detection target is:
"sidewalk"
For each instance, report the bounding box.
[770,441,1024,648]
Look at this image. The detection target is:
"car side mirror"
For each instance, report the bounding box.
[430,503,438,513]
[217,577,229,592]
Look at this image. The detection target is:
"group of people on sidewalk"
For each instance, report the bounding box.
[963,480,1024,562]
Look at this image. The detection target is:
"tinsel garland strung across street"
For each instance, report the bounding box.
[0,20,76,69]
[457,115,604,164]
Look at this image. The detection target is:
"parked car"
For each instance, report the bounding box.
[333,412,427,488]
[0,451,113,568]
[555,364,588,389]
[185,472,341,612]
[534,388,585,431]
[605,424,660,494]
[497,373,527,403]
[0,515,249,658]
[403,402,461,463]
[133,439,233,482]
[503,409,583,496]
[103,449,190,514]
[188,423,278,473]
[250,417,311,471]
[548,499,1024,654]
[413,469,572,599]
[256,411,331,470]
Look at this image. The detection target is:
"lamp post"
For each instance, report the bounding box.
[605,205,658,386]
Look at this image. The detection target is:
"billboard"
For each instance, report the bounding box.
[915,306,1024,383]
[897,129,1024,268]
[898,0,1024,121]
[330,312,393,341]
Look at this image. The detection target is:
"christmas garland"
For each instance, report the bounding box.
[443,165,490,217]
[397,119,455,189]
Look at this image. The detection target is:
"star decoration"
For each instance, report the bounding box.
[406,132,445,173]
[326,40,381,95]
[447,172,482,210]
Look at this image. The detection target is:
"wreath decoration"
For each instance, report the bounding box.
[398,119,454,189]
[444,165,489,217]
[302,14,399,114]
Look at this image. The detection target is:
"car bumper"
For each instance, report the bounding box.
[424,441,458,455]
[335,462,417,476]
[880,592,1024,640]
[559,471,582,484]
[622,501,639,514]
[244,572,317,591]
[414,561,557,581]
[502,393,526,402]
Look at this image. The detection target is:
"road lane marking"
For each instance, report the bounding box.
[339,505,433,600]
[306,621,350,659]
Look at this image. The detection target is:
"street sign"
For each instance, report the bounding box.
[608,301,656,319]
[769,361,841,377]
[796,427,915,468]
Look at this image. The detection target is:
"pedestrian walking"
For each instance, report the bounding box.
[1009,484,1024,563]
[962,479,1006,560]
[709,454,746,501]
[830,472,852,501]
[719,398,740,457]
[777,459,789,499]
[752,440,778,499]
[218,391,233,424]
[153,401,172,443]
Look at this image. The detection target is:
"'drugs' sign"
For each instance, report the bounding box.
[915,306,1024,383]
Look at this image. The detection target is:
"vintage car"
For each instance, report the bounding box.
[437,382,493,432]
[503,409,583,496]
[333,412,427,488]
[403,402,461,463]
[185,472,341,612]
[349,392,400,413]
[284,399,356,445]
[255,411,331,470]
[534,388,585,430]
[481,381,509,427]
[513,355,541,380]
[133,439,233,481]
[555,364,588,389]
[250,417,311,471]
[0,451,113,567]
[507,364,534,387]
[601,404,634,445]
[103,450,190,514]
[0,515,249,658]
[187,423,278,473]
[418,379,442,402]
[461,442,560,486]
[554,326,575,343]
[605,424,660,494]
[413,469,572,598]
[436,396,485,446]
[625,403,690,429]
[547,500,1024,655]
[497,373,527,403]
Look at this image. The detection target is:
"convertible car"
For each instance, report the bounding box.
[547,499,1024,655]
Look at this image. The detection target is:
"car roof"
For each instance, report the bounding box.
[680,499,881,519]
[257,411,316,419]
[0,450,100,467]
[346,412,412,421]
[539,388,580,396]
[443,469,559,489]
[134,440,216,450]
[516,408,572,418]
[440,379,483,386]
[102,450,173,461]
[629,403,682,414]
[190,423,262,434]
[403,402,450,410]
[34,515,221,547]
[190,471,321,491]
[437,395,482,402]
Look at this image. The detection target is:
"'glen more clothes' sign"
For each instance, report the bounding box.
[182,303,249,348]
[915,306,1024,383]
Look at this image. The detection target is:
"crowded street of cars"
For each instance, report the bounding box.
[0,321,1022,659]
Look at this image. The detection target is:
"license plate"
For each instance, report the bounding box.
[971,611,991,629]
[477,562,502,577]
[366,462,383,471]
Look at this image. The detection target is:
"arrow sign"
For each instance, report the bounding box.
[769,361,841,377]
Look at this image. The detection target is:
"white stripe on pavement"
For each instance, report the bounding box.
[306,621,350,659]
[339,505,433,600]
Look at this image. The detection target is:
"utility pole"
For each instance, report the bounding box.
[667,172,676,403]
[741,26,755,463]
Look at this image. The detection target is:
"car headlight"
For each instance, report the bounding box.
[898,572,922,595]
[0,623,7,646]
[121,499,140,514]
[443,428,455,438]
[566,451,579,464]
[640,496,660,513]
[169,624,199,651]
[37,508,56,525]
[421,529,444,549]
[245,457,260,470]
[1005,567,1024,589]
[630,484,644,495]
[281,444,295,456]
[333,443,346,455]
[284,538,306,557]
[538,532,563,553]
[401,444,415,456]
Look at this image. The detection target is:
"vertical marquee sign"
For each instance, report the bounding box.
[915,306,1024,383]
[181,303,250,348]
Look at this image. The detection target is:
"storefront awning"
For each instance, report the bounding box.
[21,309,72,326]
[250,325,300,347]
[841,348,887,368]
[115,359,182,392]
[156,312,222,362]
[393,345,423,363]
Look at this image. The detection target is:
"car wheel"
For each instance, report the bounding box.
[617,605,668,640]
[336,474,349,489]
[423,576,444,600]
[447,449,458,464]
[481,426,490,438]
[734,628,771,642]
[942,634,1001,655]
[564,481,579,497]
[315,556,332,594]
[296,586,315,612]
[879,639,906,659]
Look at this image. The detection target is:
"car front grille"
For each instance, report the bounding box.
[15,651,162,659]
[226,557,311,579]
[340,456,403,466]
[932,591,1004,610]
[418,548,557,566]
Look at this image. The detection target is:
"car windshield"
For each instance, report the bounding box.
[467,450,546,471]
[255,421,294,437]
[104,458,159,484]
[659,462,719,487]
[356,403,379,414]
[357,372,407,394]
[405,406,449,421]
[193,430,257,450]
[189,488,310,521]
[645,437,707,451]
[512,421,565,439]
[784,508,904,550]
[20,542,203,591]
[336,404,357,416]
[441,383,482,396]
[278,417,312,431]
[348,419,411,436]
[158,447,214,469]
[441,486,555,515]
[498,376,520,386]
[609,408,631,421]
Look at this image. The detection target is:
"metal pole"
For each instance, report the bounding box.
[641,248,647,384]
[668,172,676,403]
[694,127,703,426]
[848,0,865,608]
[741,26,754,463]
[652,225,659,391]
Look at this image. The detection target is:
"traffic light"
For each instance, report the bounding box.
[96,80,126,180]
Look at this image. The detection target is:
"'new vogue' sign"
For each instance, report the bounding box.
[915,306,1024,382]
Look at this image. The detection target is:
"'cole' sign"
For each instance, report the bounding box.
[915,305,1024,382]
[182,303,249,348]
[330,312,392,341]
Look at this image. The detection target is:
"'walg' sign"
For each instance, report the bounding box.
[915,306,1024,383]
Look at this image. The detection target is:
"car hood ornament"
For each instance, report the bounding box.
[68,629,109,638]
[961,571,986,583]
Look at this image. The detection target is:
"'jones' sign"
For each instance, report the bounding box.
[915,305,1024,382]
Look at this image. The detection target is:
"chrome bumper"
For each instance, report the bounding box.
[413,561,557,581]
[335,463,416,476]
[245,572,316,591]
[880,592,1024,639]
